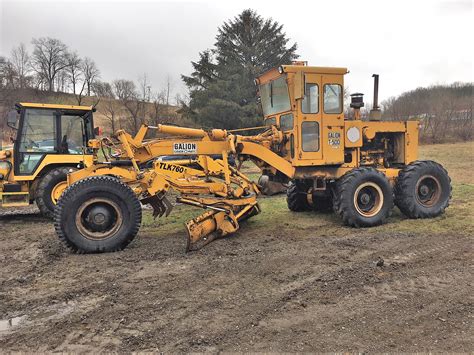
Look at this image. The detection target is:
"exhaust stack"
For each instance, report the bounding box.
[369,74,382,121]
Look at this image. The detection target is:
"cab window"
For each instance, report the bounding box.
[60,115,85,154]
[301,83,319,114]
[301,121,320,152]
[19,109,56,153]
[259,75,291,116]
[323,84,343,114]
[280,113,293,131]
[265,117,276,126]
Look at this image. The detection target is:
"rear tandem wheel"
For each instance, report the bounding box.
[395,160,451,218]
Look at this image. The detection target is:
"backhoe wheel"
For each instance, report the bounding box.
[287,181,311,212]
[395,160,451,218]
[36,166,76,218]
[334,168,393,227]
[54,176,142,253]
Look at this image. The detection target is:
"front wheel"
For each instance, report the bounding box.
[395,160,451,218]
[333,168,393,227]
[286,181,311,212]
[54,176,142,253]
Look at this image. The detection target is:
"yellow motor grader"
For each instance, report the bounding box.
[54,63,451,253]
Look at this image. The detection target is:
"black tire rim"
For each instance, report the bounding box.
[76,197,123,240]
[415,175,441,207]
[353,182,384,217]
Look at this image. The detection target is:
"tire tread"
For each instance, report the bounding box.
[54,175,142,253]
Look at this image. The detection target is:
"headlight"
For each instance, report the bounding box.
[347,127,361,143]
[278,66,284,74]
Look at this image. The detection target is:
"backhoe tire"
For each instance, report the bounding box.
[54,176,142,253]
[333,168,393,227]
[35,166,76,218]
[287,181,311,212]
[395,160,451,218]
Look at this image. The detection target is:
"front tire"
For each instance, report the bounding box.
[395,160,451,218]
[35,166,76,218]
[287,181,311,212]
[334,168,393,227]
[54,176,142,253]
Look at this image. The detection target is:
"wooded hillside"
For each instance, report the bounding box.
[382,83,472,143]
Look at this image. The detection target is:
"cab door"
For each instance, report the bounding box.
[14,108,58,175]
[297,73,323,162]
[321,74,345,164]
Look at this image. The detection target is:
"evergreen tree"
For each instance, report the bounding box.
[182,9,298,129]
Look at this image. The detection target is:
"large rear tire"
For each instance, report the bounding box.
[395,160,451,218]
[333,168,393,227]
[54,176,142,253]
[35,166,76,218]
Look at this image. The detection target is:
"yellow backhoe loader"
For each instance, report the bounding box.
[53,63,451,252]
[0,103,96,217]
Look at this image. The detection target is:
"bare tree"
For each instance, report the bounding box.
[64,51,87,104]
[11,43,31,89]
[64,51,83,94]
[138,73,151,102]
[0,57,16,89]
[113,79,144,134]
[149,90,167,126]
[31,37,68,91]
[82,57,100,96]
[94,81,120,133]
[165,75,173,105]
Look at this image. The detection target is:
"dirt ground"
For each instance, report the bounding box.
[0,142,473,352]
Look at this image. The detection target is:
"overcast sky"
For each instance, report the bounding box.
[1,0,472,103]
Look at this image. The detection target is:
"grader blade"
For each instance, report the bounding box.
[185,210,239,252]
[141,192,173,218]
[258,175,287,196]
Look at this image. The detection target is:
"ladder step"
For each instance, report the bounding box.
[1,192,30,207]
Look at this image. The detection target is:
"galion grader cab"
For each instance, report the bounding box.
[0,103,96,217]
[53,62,451,253]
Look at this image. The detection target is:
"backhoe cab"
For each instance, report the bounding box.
[0,103,96,217]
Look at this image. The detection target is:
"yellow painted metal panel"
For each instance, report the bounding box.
[18,102,93,111]
[12,154,94,181]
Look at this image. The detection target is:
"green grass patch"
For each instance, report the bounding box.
[141,142,474,239]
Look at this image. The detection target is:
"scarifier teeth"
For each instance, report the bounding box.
[141,192,173,219]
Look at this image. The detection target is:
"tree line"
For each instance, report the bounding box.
[1,10,471,142]
[382,83,473,143]
[0,38,180,134]
[0,38,100,102]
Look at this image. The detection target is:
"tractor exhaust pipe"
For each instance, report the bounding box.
[369,74,382,121]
